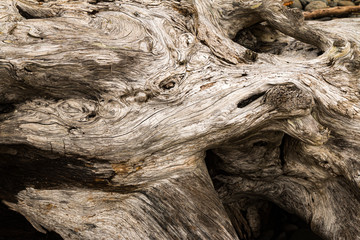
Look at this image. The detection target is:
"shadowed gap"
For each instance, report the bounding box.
[237,92,265,108]
[16,6,39,19]
[0,201,63,240]
[204,149,323,240]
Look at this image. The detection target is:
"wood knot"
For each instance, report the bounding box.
[264,84,313,112]
[333,39,346,48]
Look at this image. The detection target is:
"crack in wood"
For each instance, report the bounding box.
[237,92,265,108]
[16,5,38,19]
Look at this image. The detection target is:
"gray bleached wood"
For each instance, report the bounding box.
[0,0,360,239]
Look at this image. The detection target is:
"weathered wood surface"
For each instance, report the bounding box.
[0,0,360,239]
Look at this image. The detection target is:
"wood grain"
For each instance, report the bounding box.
[0,0,360,239]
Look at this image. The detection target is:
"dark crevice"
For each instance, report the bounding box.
[204,150,323,240]
[87,111,96,119]
[0,144,140,203]
[224,203,253,239]
[204,149,222,179]
[316,50,324,56]
[88,10,99,15]
[0,201,63,239]
[256,202,323,240]
[89,0,115,4]
[0,103,15,114]
[16,6,39,19]
[237,92,265,108]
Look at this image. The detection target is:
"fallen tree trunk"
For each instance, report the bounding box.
[0,0,360,239]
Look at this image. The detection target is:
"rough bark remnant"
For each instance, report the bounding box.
[0,0,360,239]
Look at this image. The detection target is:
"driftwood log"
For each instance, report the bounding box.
[0,0,360,239]
[303,6,360,20]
